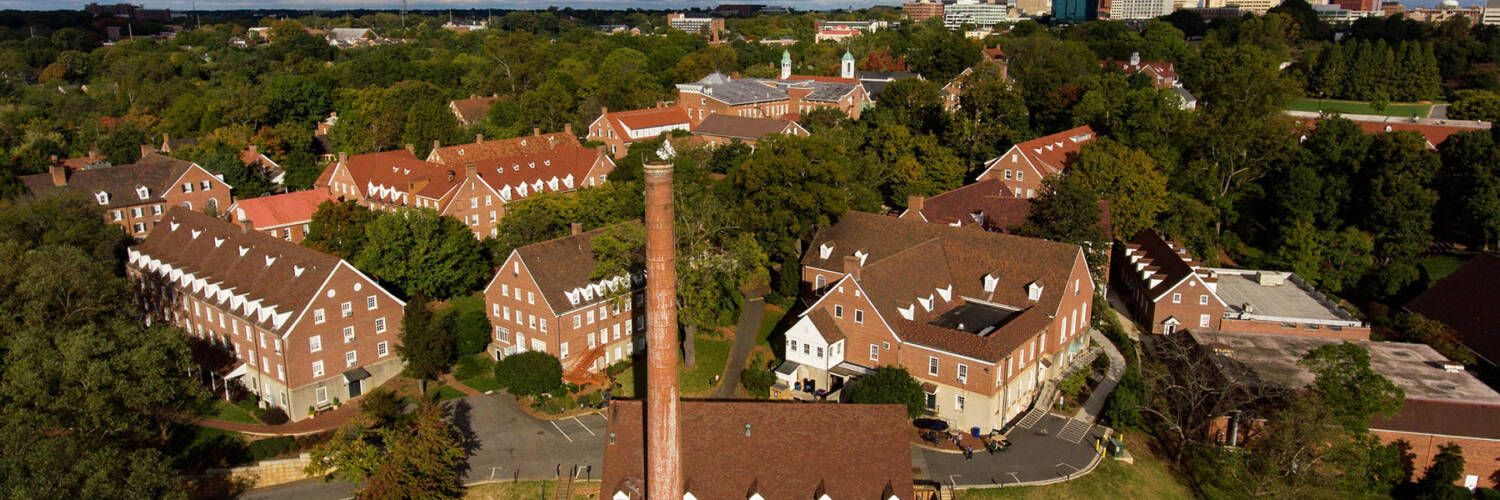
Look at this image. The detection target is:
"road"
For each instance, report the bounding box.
[916,413,1104,489]
[238,392,608,499]
[712,296,765,399]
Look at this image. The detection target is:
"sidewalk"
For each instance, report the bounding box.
[188,400,361,437]
[1073,328,1124,424]
[712,296,765,399]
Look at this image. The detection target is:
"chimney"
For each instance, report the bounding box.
[88,146,99,160]
[49,164,67,187]
[447,169,456,182]
[642,161,683,500]
[844,255,861,281]
[162,132,170,149]
[476,134,484,144]
[432,139,440,153]
[338,152,347,165]
[533,127,541,137]
[907,194,924,213]
[241,219,255,233]
[570,222,583,235]
[469,93,476,99]
[601,106,609,116]
[404,143,415,154]
[564,122,572,135]
[464,163,476,177]
[247,144,258,155]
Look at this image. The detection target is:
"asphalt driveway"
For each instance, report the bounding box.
[239,392,607,499]
[915,413,1105,489]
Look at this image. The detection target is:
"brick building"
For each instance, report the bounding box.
[900,178,1113,242]
[1114,231,1369,338]
[976,125,1096,198]
[436,145,615,238]
[1406,254,1500,365]
[586,106,692,158]
[1184,329,1500,489]
[128,208,405,421]
[690,113,810,148]
[1108,52,1179,89]
[448,94,498,127]
[483,222,645,373]
[229,189,337,243]
[22,152,232,237]
[782,212,1096,432]
[675,51,867,126]
[316,148,460,213]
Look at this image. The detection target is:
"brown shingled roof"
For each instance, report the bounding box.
[470,145,607,202]
[326,149,459,202]
[129,208,345,334]
[449,95,497,125]
[600,400,914,500]
[1006,125,1095,175]
[908,179,1114,240]
[513,221,643,314]
[807,308,846,343]
[1371,399,1500,440]
[805,211,1083,362]
[21,152,198,209]
[429,130,580,165]
[1406,254,1500,363]
[692,114,806,141]
[1125,230,1207,300]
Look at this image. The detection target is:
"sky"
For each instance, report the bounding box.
[0,0,1484,12]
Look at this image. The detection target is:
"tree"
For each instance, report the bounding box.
[178,140,275,199]
[353,209,488,300]
[1436,130,1500,250]
[261,75,331,127]
[1360,132,1439,298]
[1414,444,1469,500]
[397,295,453,393]
[1392,312,1475,366]
[1298,342,1404,433]
[306,403,467,499]
[446,309,492,357]
[1020,172,1108,276]
[493,351,563,397]
[304,200,378,260]
[849,366,926,418]
[719,134,875,261]
[1069,138,1169,240]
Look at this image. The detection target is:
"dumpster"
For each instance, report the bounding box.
[971,427,981,438]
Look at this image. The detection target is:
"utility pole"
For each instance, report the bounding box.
[401,0,408,29]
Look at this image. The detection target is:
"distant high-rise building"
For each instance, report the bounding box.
[1483,0,1500,24]
[1105,0,1174,19]
[1221,0,1281,15]
[1054,0,1100,22]
[666,13,725,40]
[1335,0,1376,12]
[944,0,1009,28]
[1013,0,1053,17]
[903,0,946,21]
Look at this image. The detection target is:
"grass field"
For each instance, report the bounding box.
[679,335,732,395]
[1288,98,1433,117]
[955,434,1195,500]
[430,385,467,402]
[454,355,502,393]
[208,399,259,424]
[1419,253,1471,283]
[466,480,600,499]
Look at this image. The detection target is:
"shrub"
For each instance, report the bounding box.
[248,437,295,461]
[1059,369,1089,398]
[741,355,778,398]
[494,351,563,397]
[359,388,405,427]
[259,407,289,426]
[605,359,632,376]
[850,366,926,418]
[447,309,492,356]
[453,355,496,380]
[577,391,603,408]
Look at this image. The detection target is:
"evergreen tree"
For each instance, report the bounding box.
[1312,42,1347,99]
[396,295,453,393]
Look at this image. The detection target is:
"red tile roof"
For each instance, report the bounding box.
[469,145,609,203]
[1122,230,1212,300]
[232,190,336,229]
[601,400,914,500]
[324,149,460,203]
[601,107,691,140]
[1406,254,1500,363]
[449,95,497,124]
[907,178,1113,240]
[1007,125,1096,176]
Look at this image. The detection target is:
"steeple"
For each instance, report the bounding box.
[841,51,856,79]
[780,49,792,79]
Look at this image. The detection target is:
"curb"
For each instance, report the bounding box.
[948,427,1113,491]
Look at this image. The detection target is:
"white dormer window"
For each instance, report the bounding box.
[819,243,834,259]
[853,250,868,265]
[1027,281,1044,301]
[936,284,953,302]
[94,191,110,205]
[136,186,149,199]
[238,246,249,257]
[898,305,915,321]
[983,274,998,293]
[213,237,224,247]
[917,294,933,312]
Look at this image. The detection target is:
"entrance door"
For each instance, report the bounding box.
[517,332,527,352]
[1163,323,1176,335]
[348,379,363,398]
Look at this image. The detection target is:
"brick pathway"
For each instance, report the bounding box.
[188,400,362,437]
[441,373,483,397]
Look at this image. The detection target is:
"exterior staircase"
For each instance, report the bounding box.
[1017,381,1058,429]
[554,468,574,500]
[561,347,609,387]
[1058,418,1093,444]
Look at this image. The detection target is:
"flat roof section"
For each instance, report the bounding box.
[929,302,1021,335]
[1213,270,1348,322]
[1187,329,1500,405]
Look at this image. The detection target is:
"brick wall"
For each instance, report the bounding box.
[442,173,504,239]
[977,148,1044,198]
[1218,318,1371,340]
[1372,430,1500,488]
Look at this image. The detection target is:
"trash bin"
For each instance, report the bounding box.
[971,427,981,438]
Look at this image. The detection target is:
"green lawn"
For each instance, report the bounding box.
[437,293,486,320]
[955,435,1194,500]
[679,336,733,395]
[429,385,467,402]
[208,399,259,424]
[1288,97,1433,117]
[1420,253,1471,283]
[454,355,502,393]
[756,307,786,349]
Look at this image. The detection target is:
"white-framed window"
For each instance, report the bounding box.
[310,335,322,353]
[789,340,798,352]
[151,204,162,215]
[587,310,595,324]
[540,318,547,333]
[882,342,890,350]
[181,183,193,193]
[343,326,355,343]
[588,332,597,348]
[313,309,325,324]
[1004,169,1012,180]
[375,317,387,333]
[815,275,826,289]
[854,309,864,324]
[529,315,536,329]
[131,206,144,218]
[1199,314,1211,327]
[345,350,357,367]
[956,394,966,411]
[366,295,377,310]
[803,344,810,355]
[1199,294,1209,305]
[834,305,843,318]
[274,339,282,354]
[111,210,123,221]
[276,364,285,381]
[377,341,389,357]
[133,222,146,233]
[560,342,570,359]
[315,386,329,404]
[816,347,824,358]
[1172,293,1182,304]
[573,315,582,328]
[1016,171,1024,181]
[957,363,968,383]
[494,325,511,343]
[527,291,534,305]
[312,360,325,377]
[492,303,500,317]
[928,356,939,376]
[502,283,509,296]
[199,180,211,191]
[341,301,353,317]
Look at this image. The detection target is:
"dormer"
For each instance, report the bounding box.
[136,185,150,199]
[917,294,934,312]
[94,191,110,205]
[936,284,953,302]
[853,250,868,266]
[818,242,834,260]
[898,305,915,321]
[1027,281,1044,302]
[983,274,998,293]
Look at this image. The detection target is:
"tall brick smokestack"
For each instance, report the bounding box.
[643,161,682,499]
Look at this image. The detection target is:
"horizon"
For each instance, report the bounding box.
[0,0,1489,12]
